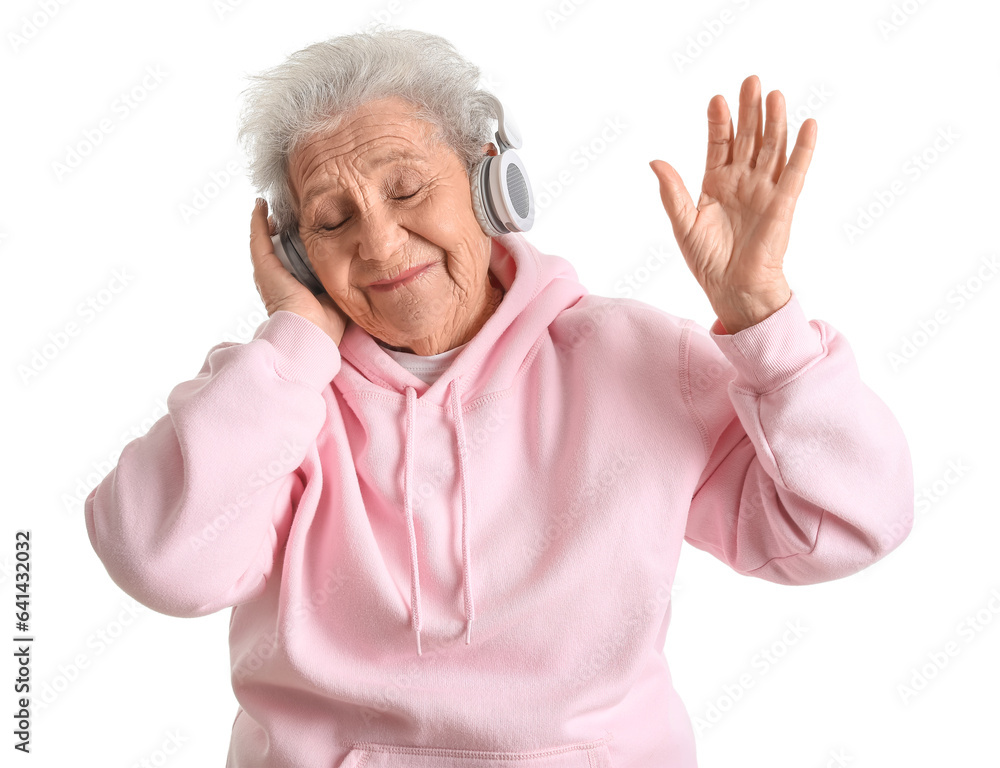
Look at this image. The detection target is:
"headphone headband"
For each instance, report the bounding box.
[481,92,523,152]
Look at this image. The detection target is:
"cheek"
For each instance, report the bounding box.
[330,267,364,303]
[416,194,485,250]
[305,243,353,297]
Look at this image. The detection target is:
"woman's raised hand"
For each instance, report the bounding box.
[649,75,817,334]
[249,198,350,345]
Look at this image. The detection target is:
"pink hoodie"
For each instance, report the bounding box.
[84,232,914,767]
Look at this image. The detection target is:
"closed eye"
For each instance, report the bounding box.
[319,187,424,231]
[393,185,423,200]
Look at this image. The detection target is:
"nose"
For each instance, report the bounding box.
[356,200,408,264]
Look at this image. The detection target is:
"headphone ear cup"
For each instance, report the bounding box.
[487,149,534,234]
[470,155,505,238]
[275,230,326,296]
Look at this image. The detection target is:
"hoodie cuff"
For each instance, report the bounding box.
[708,291,826,394]
[252,309,342,391]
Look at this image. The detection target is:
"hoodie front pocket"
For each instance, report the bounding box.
[339,735,614,767]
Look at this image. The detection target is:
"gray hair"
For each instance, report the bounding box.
[237,25,497,235]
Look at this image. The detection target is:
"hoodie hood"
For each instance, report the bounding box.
[334,233,588,656]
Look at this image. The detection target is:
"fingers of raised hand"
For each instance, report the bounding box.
[756,90,788,183]
[732,75,763,167]
[651,160,698,242]
[705,94,734,173]
[775,119,817,205]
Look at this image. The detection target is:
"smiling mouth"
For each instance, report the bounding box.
[368,263,433,291]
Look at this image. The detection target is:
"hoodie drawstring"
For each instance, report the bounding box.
[402,386,422,655]
[402,378,475,656]
[450,377,476,647]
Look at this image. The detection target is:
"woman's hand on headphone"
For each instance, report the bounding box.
[649,74,816,334]
[249,198,351,345]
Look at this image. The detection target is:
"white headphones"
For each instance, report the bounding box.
[469,91,536,237]
[271,91,535,296]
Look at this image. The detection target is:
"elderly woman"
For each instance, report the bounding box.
[84,27,913,768]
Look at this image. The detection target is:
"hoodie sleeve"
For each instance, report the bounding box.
[681,291,914,584]
[84,310,342,617]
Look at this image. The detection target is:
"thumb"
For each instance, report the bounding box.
[649,160,696,242]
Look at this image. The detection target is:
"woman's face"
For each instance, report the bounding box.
[288,96,500,355]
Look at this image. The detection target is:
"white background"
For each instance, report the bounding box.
[3,0,998,766]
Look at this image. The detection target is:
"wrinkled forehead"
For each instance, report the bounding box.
[288,101,449,212]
